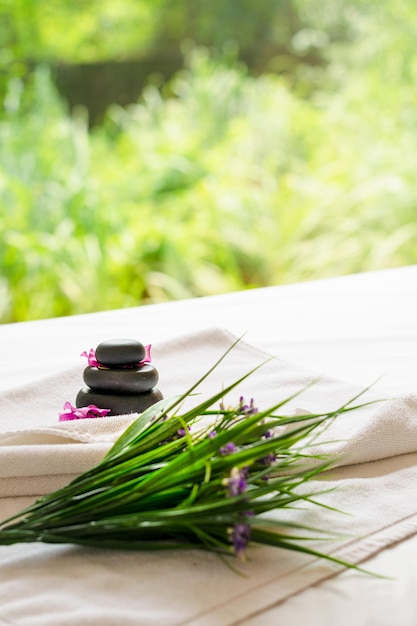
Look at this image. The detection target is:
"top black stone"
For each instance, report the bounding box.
[95,338,146,366]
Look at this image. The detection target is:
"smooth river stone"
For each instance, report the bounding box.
[83,364,159,394]
[95,338,145,366]
[76,387,163,416]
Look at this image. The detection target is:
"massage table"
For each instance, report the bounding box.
[0,265,416,625]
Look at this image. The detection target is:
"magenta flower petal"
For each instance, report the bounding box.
[58,401,78,421]
[59,402,110,422]
[139,344,152,365]
[80,349,100,368]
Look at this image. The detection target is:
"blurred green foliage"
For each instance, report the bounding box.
[0,0,343,65]
[1,1,417,322]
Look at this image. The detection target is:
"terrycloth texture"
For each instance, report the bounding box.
[1,327,417,625]
[0,327,415,498]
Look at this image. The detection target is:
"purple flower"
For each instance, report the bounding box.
[256,450,277,482]
[238,397,258,416]
[259,452,277,466]
[177,426,191,437]
[225,467,247,496]
[220,442,237,456]
[59,402,110,422]
[208,430,217,439]
[229,522,251,559]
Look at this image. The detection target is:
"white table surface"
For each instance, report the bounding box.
[2,265,416,395]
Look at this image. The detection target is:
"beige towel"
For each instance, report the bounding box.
[1,328,417,625]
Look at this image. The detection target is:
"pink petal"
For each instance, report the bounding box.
[139,344,152,365]
[59,402,110,422]
[80,348,100,368]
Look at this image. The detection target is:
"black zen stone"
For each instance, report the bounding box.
[83,364,159,394]
[95,338,145,366]
[76,387,163,416]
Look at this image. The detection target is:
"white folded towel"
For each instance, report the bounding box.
[1,327,417,626]
[0,327,415,498]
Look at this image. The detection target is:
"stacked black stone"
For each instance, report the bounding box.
[76,339,163,416]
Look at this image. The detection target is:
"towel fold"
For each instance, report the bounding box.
[0,327,415,499]
[1,327,417,625]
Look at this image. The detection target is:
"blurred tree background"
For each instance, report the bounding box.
[1,0,416,322]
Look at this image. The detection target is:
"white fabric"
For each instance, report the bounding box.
[1,326,416,499]
[1,326,417,624]
[0,266,417,625]
[1,264,417,397]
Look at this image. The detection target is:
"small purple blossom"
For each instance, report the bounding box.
[208,430,217,439]
[229,522,251,559]
[225,467,248,496]
[161,423,191,444]
[177,426,191,437]
[238,397,258,416]
[259,452,277,466]
[257,450,277,482]
[220,442,237,456]
[59,401,110,422]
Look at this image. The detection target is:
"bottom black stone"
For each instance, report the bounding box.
[76,386,163,416]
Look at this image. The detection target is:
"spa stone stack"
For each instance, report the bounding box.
[76,339,163,415]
